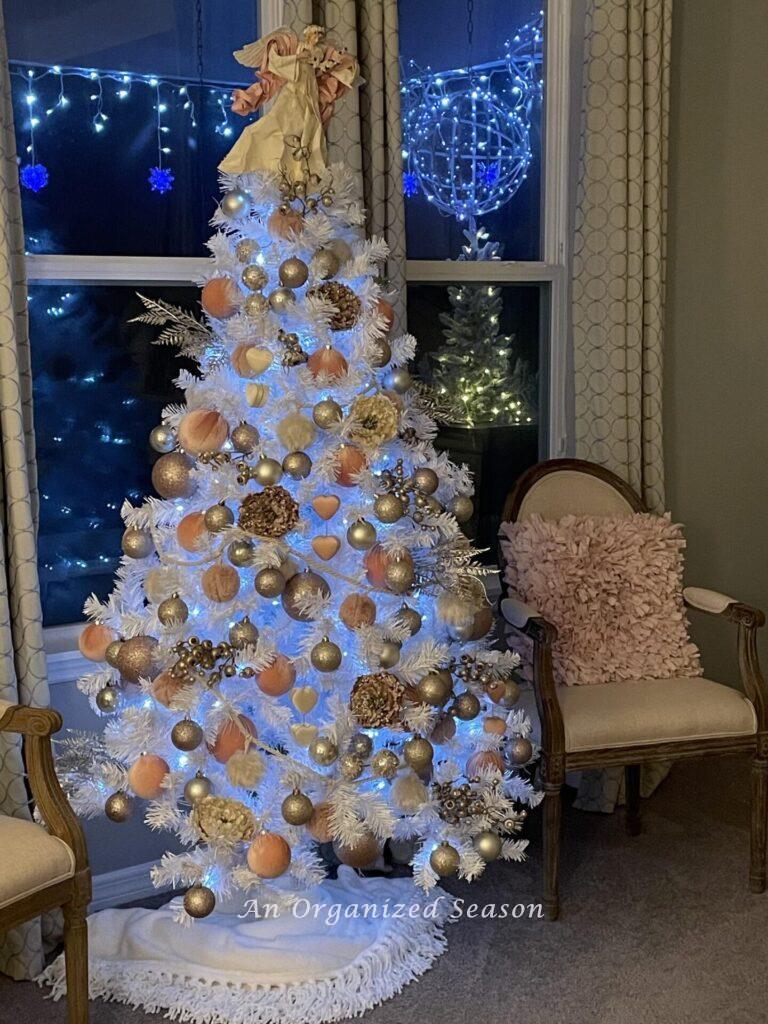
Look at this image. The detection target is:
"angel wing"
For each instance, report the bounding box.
[233,28,298,70]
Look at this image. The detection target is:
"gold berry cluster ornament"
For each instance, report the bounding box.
[277,327,308,367]
[345,394,400,448]
[277,160,335,213]
[191,795,255,845]
[375,459,443,528]
[168,636,254,687]
[349,672,405,728]
[308,281,361,330]
[432,781,485,824]
[238,486,299,538]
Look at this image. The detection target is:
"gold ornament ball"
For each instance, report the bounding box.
[349,732,373,758]
[450,495,474,523]
[371,748,399,779]
[184,885,216,919]
[310,637,342,672]
[229,617,259,649]
[373,493,405,524]
[268,286,295,313]
[281,571,330,621]
[235,238,258,263]
[228,539,255,567]
[204,503,235,533]
[158,593,189,625]
[333,833,380,868]
[312,398,343,429]
[403,736,434,772]
[384,558,415,594]
[309,735,339,767]
[152,452,195,499]
[279,257,309,288]
[379,640,401,669]
[417,672,452,707]
[339,753,364,780]
[452,691,481,721]
[282,451,312,480]
[220,188,250,218]
[281,790,314,825]
[242,263,268,291]
[311,248,340,280]
[253,456,283,486]
[509,737,534,765]
[122,527,153,559]
[244,292,269,317]
[385,367,412,394]
[370,337,391,368]
[347,518,377,551]
[104,639,123,668]
[172,718,204,752]
[116,635,158,683]
[105,791,133,823]
[184,773,213,804]
[430,842,460,877]
[95,685,120,713]
[149,423,175,453]
[255,567,286,598]
[231,422,260,453]
[473,830,503,862]
[413,467,439,495]
[395,604,422,636]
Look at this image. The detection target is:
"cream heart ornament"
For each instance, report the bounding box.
[291,686,319,714]
[312,495,341,520]
[311,535,341,560]
[246,382,269,407]
[244,347,274,376]
[290,723,319,747]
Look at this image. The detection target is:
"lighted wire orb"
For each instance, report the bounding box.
[408,87,531,220]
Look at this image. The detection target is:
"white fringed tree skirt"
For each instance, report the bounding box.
[38,868,449,1024]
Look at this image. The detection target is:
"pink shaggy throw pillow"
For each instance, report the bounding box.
[499,513,702,686]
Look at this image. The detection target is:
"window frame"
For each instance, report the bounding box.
[30,0,570,656]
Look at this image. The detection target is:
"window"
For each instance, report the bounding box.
[399,0,570,556]
[6,0,267,630]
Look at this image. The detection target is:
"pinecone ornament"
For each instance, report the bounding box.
[239,486,299,538]
[308,281,362,330]
[349,671,405,728]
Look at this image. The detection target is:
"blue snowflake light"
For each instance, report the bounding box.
[148,165,175,194]
[20,162,49,192]
[402,171,420,198]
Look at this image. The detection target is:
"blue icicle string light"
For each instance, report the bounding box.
[400,12,544,221]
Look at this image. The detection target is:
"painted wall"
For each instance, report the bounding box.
[665,0,768,683]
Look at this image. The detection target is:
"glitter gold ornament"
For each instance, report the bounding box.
[416,672,452,707]
[152,452,195,499]
[239,486,299,538]
[334,832,380,868]
[384,557,414,594]
[95,684,120,713]
[350,732,374,758]
[283,450,312,479]
[308,281,362,330]
[128,754,170,799]
[116,635,159,683]
[203,503,235,533]
[105,639,123,668]
[201,277,240,319]
[333,445,366,487]
[430,842,460,877]
[257,654,296,696]
[340,593,377,629]
[311,637,342,672]
[277,412,316,451]
[231,422,260,453]
[255,567,286,598]
[184,773,213,804]
[403,736,434,772]
[184,886,216,919]
[395,604,422,636]
[347,518,377,551]
[413,467,440,495]
[279,256,309,288]
[192,795,255,844]
[452,691,481,721]
[268,286,295,313]
[311,247,340,280]
[201,564,240,603]
[374,493,405,523]
[149,423,175,453]
[244,293,269,317]
[122,527,153,559]
[178,409,229,455]
[308,735,338,766]
[509,736,534,765]
[78,622,116,662]
[350,672,405,728]
[242,263,269,291]
[339,753,365,780]
[105,791,133,822]
[172,718,204,751]
[235,238,258,262]
[450,495,474,523]
[371,748,399,779]
[281,571,330,620]
[229,617,259,649]
[252,456,283,486]
[226,749,266,789]
[281,790,314,825]
[474,831,503,862]
[307,345,349,381]
[346,394,399,447]
[228,539,255,567]
[312,398,343,429]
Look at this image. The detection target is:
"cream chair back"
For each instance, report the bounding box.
[517,470,636,521]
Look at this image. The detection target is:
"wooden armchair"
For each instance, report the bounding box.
[0,700,90,1022]
[499,459,767,920]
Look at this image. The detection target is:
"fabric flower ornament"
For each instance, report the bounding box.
[345,394,399,448]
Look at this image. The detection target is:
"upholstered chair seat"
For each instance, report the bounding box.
[0,816,77,910]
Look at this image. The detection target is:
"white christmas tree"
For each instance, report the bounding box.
[68,24,538,923]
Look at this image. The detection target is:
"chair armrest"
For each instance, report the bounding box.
[0,701,62,737]
[683,587,765,628]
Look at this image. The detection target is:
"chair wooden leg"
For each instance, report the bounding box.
[63,898,89,1024]
[543,782,562,920]
[750,757,768,893]
[625,764,642,836]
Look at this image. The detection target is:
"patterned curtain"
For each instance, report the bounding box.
[282,0,406,332]
[572,0,671,514]
[0,3,52,980]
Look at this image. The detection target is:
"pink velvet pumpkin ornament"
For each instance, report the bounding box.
[208,714,257,764]
[128,754,170,799]
[307,345,349,381]
[247,832,292,878]
[178,409,229,455]
[176,511,207,552]
[201,277,240,319]
[78,622,116,662]
[256,654,296,697]
[267,208,304,240]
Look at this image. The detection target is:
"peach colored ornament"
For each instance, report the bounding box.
[128,754,170,799]
[333,445,366,487]
[312,495,340,520]
[201,276,240,319]
[247,832,292,877]
[484,716,508,736]
[333,832,381,868]
[176,511,207,552]
[363,544,390,588]
[307,802,334,843]
[339,593,377,629]
[78,622,116,662]
[311,536,341,560]
[307,346,349,381]
[466,605,494,640]
[466,750,505,778]
[375,298,395,332]
[430,712,457,745]
[201,564,240,603]
[485,679,508,704]
[231,344,259,378]
[257,654,296,697]
[152,671,184,708]
[267,208,304,240]
[208,714,257,764]
[178,409,229,455]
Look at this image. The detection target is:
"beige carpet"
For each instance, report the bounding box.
[3,755,768,1024]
